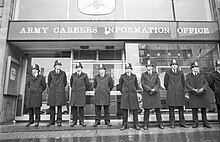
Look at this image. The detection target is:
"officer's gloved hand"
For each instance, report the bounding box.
[149,89,156,95]
[197,88,205,95]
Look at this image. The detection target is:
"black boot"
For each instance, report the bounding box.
[105,121,112,127]
[34,122,39,127]
[80,121,86,127]
[93,120,100,127]
[26,122,34,127]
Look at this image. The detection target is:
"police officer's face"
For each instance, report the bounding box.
[32,69,37,75]
[76,67,82,72]
[55,64,62,70]
[146,66,153,71]
[192,67,199,73]
[125,68,132,73]
[99,69,105,74]
[171,64,178,70]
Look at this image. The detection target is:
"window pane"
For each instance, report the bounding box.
[178,43,218,74]
[17,0,68,20]
[74,50,96,60]
[99,50,121,60]
[125,0,173,20]
[174,0,214,21]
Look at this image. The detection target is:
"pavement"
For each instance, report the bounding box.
[0,122,219,141]
[0,112,219,133]
[0,112,219,141]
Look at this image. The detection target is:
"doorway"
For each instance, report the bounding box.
[16,41,125,120]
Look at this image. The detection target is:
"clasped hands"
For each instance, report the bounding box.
[149,88,157,95]
[192,88,205,95]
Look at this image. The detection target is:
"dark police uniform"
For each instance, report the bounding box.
[164,59,188,128]
[141,60,164,130]
[118,63,140,130]
[93,64,113,127]
[208,60,220,124]
[47,60,67,126]
[26,64,46,127]
[185,61,211,128]
[69,62,90,126]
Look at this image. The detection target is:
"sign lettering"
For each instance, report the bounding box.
[8,21,219,40]
[18,26,210,35]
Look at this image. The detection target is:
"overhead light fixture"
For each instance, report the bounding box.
[105,46,114,49]
[80,46,89,49]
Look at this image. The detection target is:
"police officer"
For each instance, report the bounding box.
[69,62,90,127]
[185,61,211,128]
[164,59,188,128]
[47,60,67,126]
[26,64,46,127]
[209,59,220,124]
[141,60,164,130]
[118,63,140,130]
[93,64,114,127]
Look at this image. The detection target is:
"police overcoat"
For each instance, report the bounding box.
[185,73,210,108]
[164,69,186,106]
[209,71,220,105]
[93,74,113,105]
[26,75,46,108]
[47,70,67,106]
[141,71,161,109]
[69,72,90,106]
[118,73,139,109]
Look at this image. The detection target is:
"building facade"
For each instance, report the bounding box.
[0,0,220,123]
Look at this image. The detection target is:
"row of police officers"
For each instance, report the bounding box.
[25,59,220,130]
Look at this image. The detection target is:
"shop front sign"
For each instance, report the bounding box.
[7,21,219,41]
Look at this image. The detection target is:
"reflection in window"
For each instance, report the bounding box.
[137,43,218,74]
[174,0,214,21]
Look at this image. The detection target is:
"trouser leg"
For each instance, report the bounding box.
[57,106,62,123]
[169,106,175,126]
[201,108,209,126]
[178,106,186,125]
[28,108,34,123]
[79,107,84,123]
[71,106,77,123]
[104,105,110,122]
[155,108,163,126]
[133,109,139,126]
[144,109,150,126]
[49,106,55,124]
[217,104,220,123]
[34,107,41,122]
[95,105,101,122]
[121,109,128,126]
[192,108,198,126]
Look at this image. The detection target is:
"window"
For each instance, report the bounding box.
[174,0,214,21]
[99,50,121,60]
[125,0,173,20]
[15,0,68,20]
[126,43,218,75]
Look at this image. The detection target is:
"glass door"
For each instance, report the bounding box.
[72,49,124,116]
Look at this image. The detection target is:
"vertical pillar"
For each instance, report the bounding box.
[0,0,17,123]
